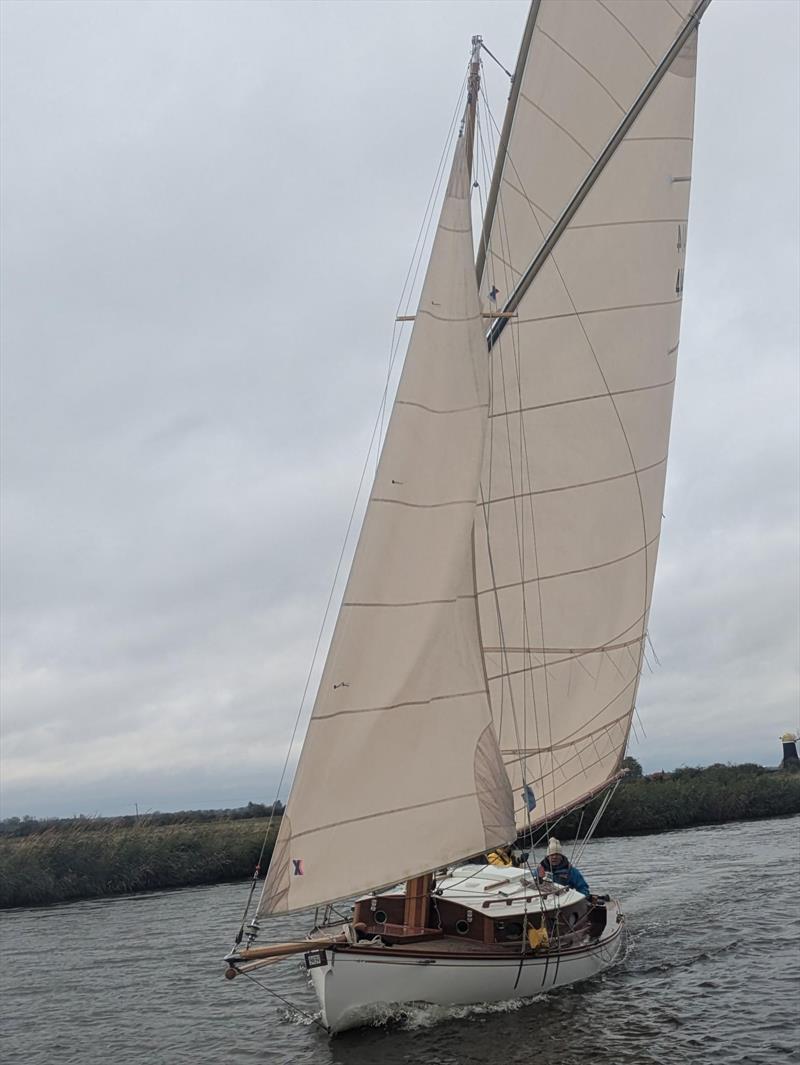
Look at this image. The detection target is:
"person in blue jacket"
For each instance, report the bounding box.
[537,837,590,896]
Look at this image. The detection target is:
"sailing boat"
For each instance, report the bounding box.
[224,0,710,1033]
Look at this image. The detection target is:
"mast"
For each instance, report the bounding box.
[475,1,540,284]
[464,35,482,179]
[402,35,484,932]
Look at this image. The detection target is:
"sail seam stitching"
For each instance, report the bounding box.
[343,594,474,608]
[485,636,646,681]
[500,178,556,226]
[489,377,676,417]
[665,0,686,20]
[485,634,644,656]
[417,309,482,323]
[595,0,658,65]
[480,455,667,503]
[476,532,660,593]
[535,26,626,113]
[568,217,688,232]
[518,89,595,161]
[514,297,682,326]
[501,708,632,758]
[395,399,487,415]
[314,688,486,721]
[371,496,476,510]
[626,135,693,142]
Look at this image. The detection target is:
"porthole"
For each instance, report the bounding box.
[455,919,470,935]
[374,910,388,924]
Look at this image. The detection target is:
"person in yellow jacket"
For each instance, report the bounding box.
[486,848,513,867]
[527,914,549,951]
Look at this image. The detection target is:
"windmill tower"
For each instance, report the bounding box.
[780,733,799,770]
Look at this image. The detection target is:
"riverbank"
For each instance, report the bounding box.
[555,761,800,840]
[0,817,279,908]
[1,764,797,908]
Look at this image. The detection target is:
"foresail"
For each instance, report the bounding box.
[475,0,704,830]
[259,125,515,916]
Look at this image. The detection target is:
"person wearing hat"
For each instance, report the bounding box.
[536,838,590,896]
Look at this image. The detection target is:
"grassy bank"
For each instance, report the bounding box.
[0,817,278,909]
[1,765,798,909]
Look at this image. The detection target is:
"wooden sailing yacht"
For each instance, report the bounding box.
[224,0,710,1032]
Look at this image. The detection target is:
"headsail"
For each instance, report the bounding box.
[259,110,515,916]
[474,0,706,830]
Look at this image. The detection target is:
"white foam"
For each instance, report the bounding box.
[339,994,548,1032]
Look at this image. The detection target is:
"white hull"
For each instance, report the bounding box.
[308,899,624,1033]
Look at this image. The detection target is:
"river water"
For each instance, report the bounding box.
[2,816,798,1065]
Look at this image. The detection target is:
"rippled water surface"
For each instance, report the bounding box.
[2,816,799,1065]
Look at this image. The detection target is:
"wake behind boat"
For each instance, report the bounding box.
[223,0,710,1033]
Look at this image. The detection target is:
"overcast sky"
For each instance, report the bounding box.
[1,0,798,819]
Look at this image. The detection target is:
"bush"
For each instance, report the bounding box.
[0,817,279,908]
[554,763,800,841]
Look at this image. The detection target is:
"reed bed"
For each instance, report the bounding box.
[0,817,278,909]
[558,763,800,839]
[1,766,797,909]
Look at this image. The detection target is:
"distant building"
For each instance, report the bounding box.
[780,733,799,770]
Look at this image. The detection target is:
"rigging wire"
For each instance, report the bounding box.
[480,40,514,81]
[237,968,329,1033]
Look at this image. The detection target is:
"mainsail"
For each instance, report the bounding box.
[259,109,515,915]
[257,0,709,916]
[473,0,705,829]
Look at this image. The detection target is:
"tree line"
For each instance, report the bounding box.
[0,800,284,838]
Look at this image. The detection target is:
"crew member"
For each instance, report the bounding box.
[536,837,590,896]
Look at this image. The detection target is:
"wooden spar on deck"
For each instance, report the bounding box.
[231,934,346,962]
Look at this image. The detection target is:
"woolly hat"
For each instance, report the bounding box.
[547,837,563,857]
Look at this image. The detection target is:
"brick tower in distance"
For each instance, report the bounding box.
[780,733,800,771]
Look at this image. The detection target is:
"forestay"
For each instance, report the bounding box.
[474,0,703,829]
[259,122,515,916]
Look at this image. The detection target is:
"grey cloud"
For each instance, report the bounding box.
[1,1,797,817]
